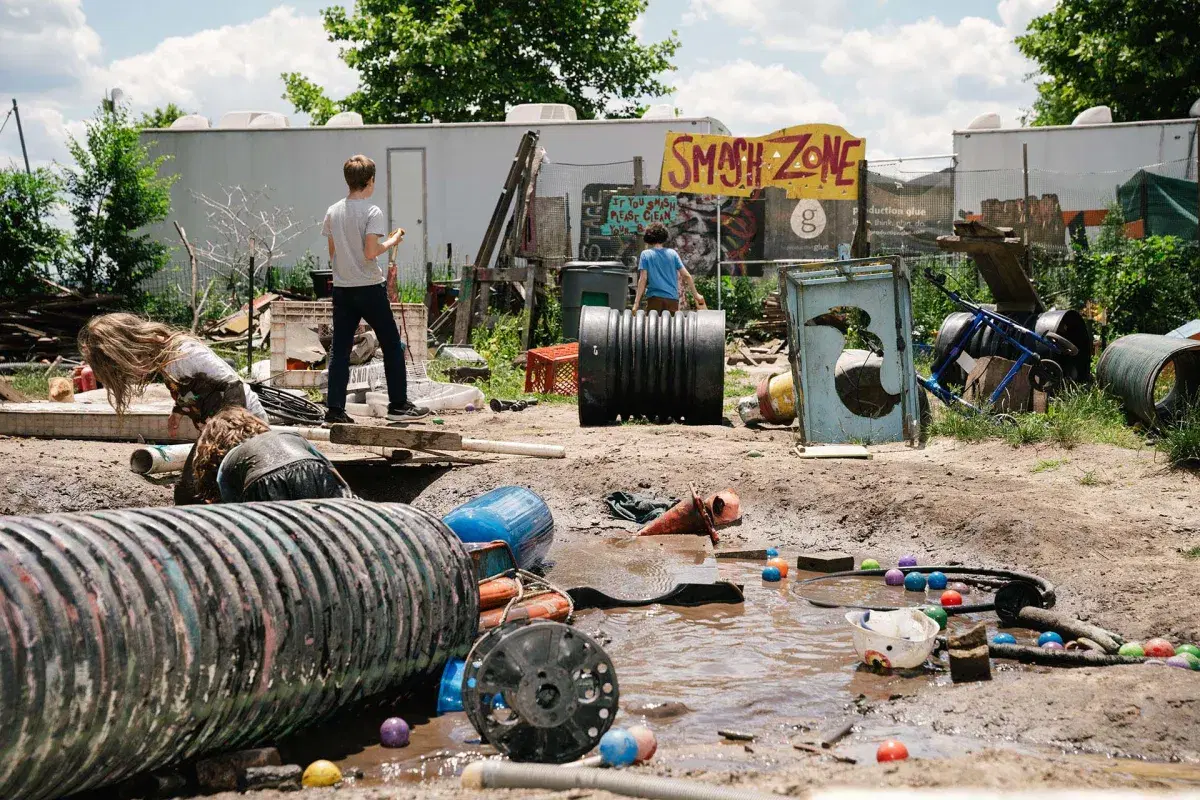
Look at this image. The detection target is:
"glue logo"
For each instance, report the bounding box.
[791,199,826,239]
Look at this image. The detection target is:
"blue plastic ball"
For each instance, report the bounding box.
[1037,631,1064,646]
[599,729,639,767]
[762,566,782,582]
[927,571,948,590]
[766,547,779,558]
[903,572,927,592]
[992,633,1017,645]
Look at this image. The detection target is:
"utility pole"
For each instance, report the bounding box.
[11,99,31,175]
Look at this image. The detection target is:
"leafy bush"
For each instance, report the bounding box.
[693,275,771,333]
[1078,236,1200,339]
[471,314,524,369]
[909,254,992,343]
[62,103,176,304]
[0,168,70,298]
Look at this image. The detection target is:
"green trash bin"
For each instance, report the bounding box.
[560,261,630,341]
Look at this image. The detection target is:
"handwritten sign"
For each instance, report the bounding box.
[599,194,679,235]
[659,125,865,200]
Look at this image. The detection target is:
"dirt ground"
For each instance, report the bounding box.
[3,401,1200,797]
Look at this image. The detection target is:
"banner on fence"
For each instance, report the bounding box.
[599,194,680,235]
[659,125,866,201]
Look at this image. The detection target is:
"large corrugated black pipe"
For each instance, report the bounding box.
[0,499,479,800]
[1096,333,1200,426]
[577,308,726,426]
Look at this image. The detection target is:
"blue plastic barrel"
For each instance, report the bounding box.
[442,486,555,570]
[437,658,466,715]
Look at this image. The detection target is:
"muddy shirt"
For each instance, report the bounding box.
[216,432,350,503]
[160,339,268,426]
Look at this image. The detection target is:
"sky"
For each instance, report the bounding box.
[0,0,1058,171]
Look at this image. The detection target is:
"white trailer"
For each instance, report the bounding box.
[954,117,1200,245]
[142,115,728,287]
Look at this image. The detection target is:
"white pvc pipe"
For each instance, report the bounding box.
[129,425,331,475]
[461,438,565,459]
[462,761,782,800]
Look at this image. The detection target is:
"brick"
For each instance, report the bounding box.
[195,747,281,792]
[239,764,302,792]
[795,551,855,573]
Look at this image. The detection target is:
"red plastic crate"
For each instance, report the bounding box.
[524,343,579,396]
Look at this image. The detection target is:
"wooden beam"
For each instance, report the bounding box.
[328,423,465,452]
[474,267,531,283]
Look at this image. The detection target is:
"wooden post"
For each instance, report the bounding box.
[246,238,256,378]
[453,266,474,345]
[715,196,722,310]
[1022,142,1031,275]
[633,156,644,195]
[521,259,539,350]
[1195,121,1200,244]
[851,159,869,258]
[424,260,434,320]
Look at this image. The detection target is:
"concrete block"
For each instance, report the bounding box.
[948,622,988,650]
[196,747,281,792]
[239,764,302,792]
[795,551,855,573]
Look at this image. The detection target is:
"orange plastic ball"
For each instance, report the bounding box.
[766,557,789,578]
[940,589,963,607]
[876,739,909,762]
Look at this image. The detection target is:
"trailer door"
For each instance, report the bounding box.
[387,148,427,273]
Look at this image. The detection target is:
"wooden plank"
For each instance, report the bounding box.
[474,267,531,283]
[327,423,464,452]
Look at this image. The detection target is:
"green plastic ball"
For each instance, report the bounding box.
[1177,652,1200,670]
[860,559,881,571]
[1118,642,1145,658]
[922,606,949,631]
[1175,643,1200,659]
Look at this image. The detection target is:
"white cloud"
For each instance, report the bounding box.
[0,0,101,91]
[1,5,356,168]
[90,7,357,120]
[674,60,847,135]
[684,0,846,52]
[998,0,1057,33]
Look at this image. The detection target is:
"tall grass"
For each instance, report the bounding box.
[927,385,1141,450]
[1158,402,1200,468]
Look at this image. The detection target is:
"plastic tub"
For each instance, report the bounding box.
[442,487,554,569]
[845,609,940,669]
[310,270,334,298]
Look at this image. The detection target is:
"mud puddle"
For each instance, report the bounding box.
[306,534,1044,785]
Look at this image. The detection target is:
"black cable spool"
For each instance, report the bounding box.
[463,620,618,764]
[578,308,725,426]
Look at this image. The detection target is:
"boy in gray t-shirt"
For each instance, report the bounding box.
[321,154,429,423]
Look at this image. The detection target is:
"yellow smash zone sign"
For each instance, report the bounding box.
[659,125,866,200]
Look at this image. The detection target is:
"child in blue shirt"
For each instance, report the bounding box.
[632,223,706,313]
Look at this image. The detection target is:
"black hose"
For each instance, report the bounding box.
[989,642,1146,667]
[792,566,1056,616]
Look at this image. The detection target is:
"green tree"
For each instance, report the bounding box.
[62,104,176,301]
[0,168,70,299]
[1017,0,1200,125]
[138,103,190,129]
[283,0,679,125]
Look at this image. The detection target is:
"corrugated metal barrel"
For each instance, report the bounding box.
[1096,334,1200,426]
[577,308,725,426]
[0,499,479,800]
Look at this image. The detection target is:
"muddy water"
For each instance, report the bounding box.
[315,533,1037,783]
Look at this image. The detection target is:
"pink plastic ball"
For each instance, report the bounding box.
[884,568,905,586]
[628,725,658,762]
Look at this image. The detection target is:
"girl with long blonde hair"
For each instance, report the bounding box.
[79,314,269,504]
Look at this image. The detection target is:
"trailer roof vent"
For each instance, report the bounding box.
[247,112,290,129]
[1072,106,1112,126]
[1189,97,1200,118]
[965,112,1002,130]
[325,111,365,127]
[506,103,578,123]
[217,111,285,129]
[641,104,677,120]
[169,114,210,130]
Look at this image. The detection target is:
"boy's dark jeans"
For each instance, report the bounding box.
[327,282,408,412]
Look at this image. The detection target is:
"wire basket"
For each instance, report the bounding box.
[524,343,579,396]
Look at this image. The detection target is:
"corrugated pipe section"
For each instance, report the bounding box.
[577,308,726,426]
[1096,334,1200,426]
[0,499,479,800]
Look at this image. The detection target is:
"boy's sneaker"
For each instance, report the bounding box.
[324,408,355,426]
[387,403,431,422]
